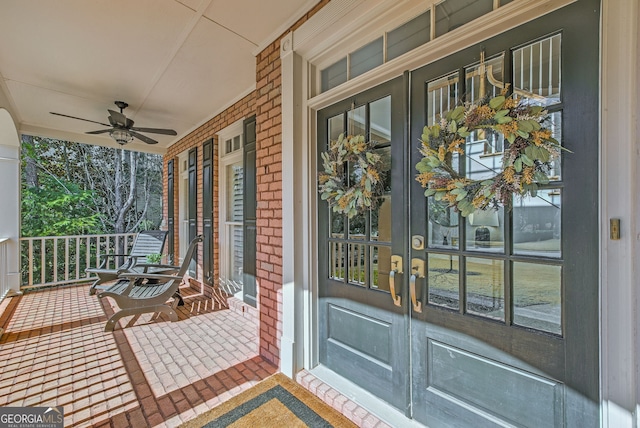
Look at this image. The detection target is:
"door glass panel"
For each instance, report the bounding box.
[466,257,504,321]
[428,198,459,249]
[465,207,504,252]
[348,104,366,137]
[329,241,345,281]
[513,262,561,335]
[428,253,459,310]
[370,97,391,144]
[513,189,561,258]
[328,114,344,141]
[547,111,562,180]
[427,72,459,126]
[513,34,561,106]
[374,148,392,192]
[371,245,391,292]
[348,242,366,286]
[465,54,504,103]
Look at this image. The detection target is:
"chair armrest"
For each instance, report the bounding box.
[118,272,179,282]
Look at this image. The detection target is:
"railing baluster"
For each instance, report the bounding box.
[64,238,70,282]
[40,238,46,285]
[75,237,80,280]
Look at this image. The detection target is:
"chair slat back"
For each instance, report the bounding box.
[128,230,168,258]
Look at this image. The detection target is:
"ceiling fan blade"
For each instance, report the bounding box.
[50,112,111,127]
[129,131,158,145]
[85,129,113,135]
[107,109,128,127]
[130,127,177,136]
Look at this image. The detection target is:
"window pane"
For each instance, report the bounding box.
[371,195,391,243]
[371,245,391,292]
[428,198,459,249]
[321,57,348,92]
[328,114,344,142]
[428,253,459,310]
[435,0,493,37]
[369,97,391,145]
[329,241,345,281]
[387,11,431,61]
[348,242,366,286]
[513,34,561,106]
[513,189,561,258]
[350,37,383,80]
[513,262,561,335]
[465,54,505,104]
[347,104,366,137]
[466,257,504,321]
[427,72,459,125]
[465,207,504,253]
[226,164,243,221]
[228,224,243,283]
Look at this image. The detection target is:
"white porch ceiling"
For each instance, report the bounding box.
[0,0,315,154]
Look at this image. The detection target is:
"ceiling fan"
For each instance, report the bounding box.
[50,101,177,145]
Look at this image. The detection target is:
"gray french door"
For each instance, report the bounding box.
[318,1,599,426]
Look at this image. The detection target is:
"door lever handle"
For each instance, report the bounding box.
[389,255,403,307]
[410,258,425,313]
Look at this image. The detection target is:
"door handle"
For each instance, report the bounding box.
[410,258,425,313]
[389,255,403,307]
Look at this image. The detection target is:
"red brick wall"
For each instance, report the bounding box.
[163,0,330,367]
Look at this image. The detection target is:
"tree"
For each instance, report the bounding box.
[21,136,163,237]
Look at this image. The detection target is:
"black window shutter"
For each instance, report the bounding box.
[243,116,257,307]
[188,147,198,276]
[167,159,175,264]
[202,139,214,285]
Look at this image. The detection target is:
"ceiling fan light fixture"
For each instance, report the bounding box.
[110,129,133,145]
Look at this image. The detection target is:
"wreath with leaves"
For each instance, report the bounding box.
[415,89,564,217]
[319,134,386,219]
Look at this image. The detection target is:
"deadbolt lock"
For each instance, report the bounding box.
[412,235,425,250]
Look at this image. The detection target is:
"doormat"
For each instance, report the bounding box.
[179,373,357,428]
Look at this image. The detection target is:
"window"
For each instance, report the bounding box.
[218,120,245,291]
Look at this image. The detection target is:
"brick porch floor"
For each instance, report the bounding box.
[0,283,276,427]
[0,283,393,428]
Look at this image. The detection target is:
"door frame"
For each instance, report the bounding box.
[280,0,639,424]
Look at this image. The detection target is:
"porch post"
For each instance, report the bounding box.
[600,0,639,425]
[280,32,307,377]
[0,109,22,294]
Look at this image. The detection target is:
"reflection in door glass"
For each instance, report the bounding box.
[369,97,391,144]
[466,257,504,321]
[513,189,561,258]
[428,254,459,310]
[348,105,366,137]
[513,34,561,106]
[428,198,459,249]
[513,262,561,335]
[371,245,391,292]
[465,54,504,104]
[328,114,344,141]
[329,241,345,281]
[427,72,459,126]
[465,207,504,253]
[348,242,366,286]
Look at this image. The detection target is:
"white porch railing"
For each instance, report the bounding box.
[0,238,10,300]
[20,233,137,290]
